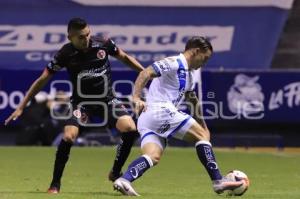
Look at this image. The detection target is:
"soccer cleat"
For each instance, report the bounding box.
[213,177,243,194]
[108,170,123,182]
[47,182,60,194]
[47,186,60,194]
[113,178,140,196]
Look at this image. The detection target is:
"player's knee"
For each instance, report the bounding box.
[148,154,161,165]
[118,123,137,133]
[63,134,75,143]
[116,116,137,133]
[63,126,79,143]
[63,131,77,143]
[125,125,137,132]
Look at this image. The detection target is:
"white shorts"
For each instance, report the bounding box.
[137,103,196,149]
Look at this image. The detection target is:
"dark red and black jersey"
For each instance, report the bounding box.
[47,36,118,103]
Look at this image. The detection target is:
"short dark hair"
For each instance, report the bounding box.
[185,36,213,52]
[67,17,87,33]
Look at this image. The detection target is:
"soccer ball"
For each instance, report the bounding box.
[225,170,250,196]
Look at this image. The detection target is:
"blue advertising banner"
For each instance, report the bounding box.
[0,0,294,70]
[0,69,299,125]
[201,70,300,124]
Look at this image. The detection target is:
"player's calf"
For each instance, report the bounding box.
[183,122,210,143]
[63,125,79,142]
[195,140,223,181]
[48,125,82,193]
[109,131,139,182]
[121,155,154,182]
[141,142,163,166]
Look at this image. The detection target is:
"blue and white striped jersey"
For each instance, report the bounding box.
[147,53,196,107]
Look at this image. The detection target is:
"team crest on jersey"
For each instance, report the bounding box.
[73,109,82,119]
[97,49,106,60]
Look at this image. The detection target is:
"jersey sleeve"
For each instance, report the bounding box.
[46,48,66,73]
[151,57,178,76]
[104,38,119,56]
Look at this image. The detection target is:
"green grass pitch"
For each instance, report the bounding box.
[0,147,299,199]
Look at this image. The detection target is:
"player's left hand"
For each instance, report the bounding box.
[4,108,23,126]
[133,98,146,116]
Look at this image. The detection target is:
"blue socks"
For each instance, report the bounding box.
[121,141,222,183]
[195,141,222,181]
[122,155,153,182]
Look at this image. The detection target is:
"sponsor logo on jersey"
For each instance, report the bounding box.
[73,109,82,118]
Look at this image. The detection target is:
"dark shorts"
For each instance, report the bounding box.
[65,98,130,128]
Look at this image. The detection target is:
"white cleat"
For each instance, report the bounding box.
[213,177,243,194]
[113,178,140,196]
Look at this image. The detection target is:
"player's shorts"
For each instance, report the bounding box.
[64,98,130,128]
[137,102,196,149]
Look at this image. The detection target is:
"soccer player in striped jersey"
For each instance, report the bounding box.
[113,36,243,196]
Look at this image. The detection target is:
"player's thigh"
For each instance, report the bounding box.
[141,134,165,165]
[182,122,210,144]
[63,125,79,143]
[62,103,89,143]
[115,115,137,133]
[108,99,136,132]
[137,104,182,138]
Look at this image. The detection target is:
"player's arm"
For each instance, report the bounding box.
[114,48,144,72]
[132,66,158,115]
[4,69,54,125]
[185,91,208,130]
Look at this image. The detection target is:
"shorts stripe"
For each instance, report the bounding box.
[167,116,192,138]
[141,132,157,142]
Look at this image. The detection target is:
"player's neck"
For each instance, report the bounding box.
[182,52,193,71]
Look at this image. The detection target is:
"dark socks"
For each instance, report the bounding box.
[111,131,139,175]
[195,140,222,181]
[50,139,73,187]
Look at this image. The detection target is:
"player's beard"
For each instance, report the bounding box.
[76,42,89,50]
[82,41,89,49]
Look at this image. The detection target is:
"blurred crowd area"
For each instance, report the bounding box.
[15,91,69,146]
[1,1,300,147]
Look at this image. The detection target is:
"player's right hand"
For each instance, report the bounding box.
[133,98,146,116]
[4,108,23,126]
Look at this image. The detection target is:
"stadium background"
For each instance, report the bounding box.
[1,0,299,147]
[0,1,300,199]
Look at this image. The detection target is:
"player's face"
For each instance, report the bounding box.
[191,49,212,70]
[68,26,91,50]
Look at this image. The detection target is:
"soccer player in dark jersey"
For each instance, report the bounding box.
[4,18,144,194]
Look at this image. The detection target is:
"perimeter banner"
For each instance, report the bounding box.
[1,69,299,124]
[0,0,293,70]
